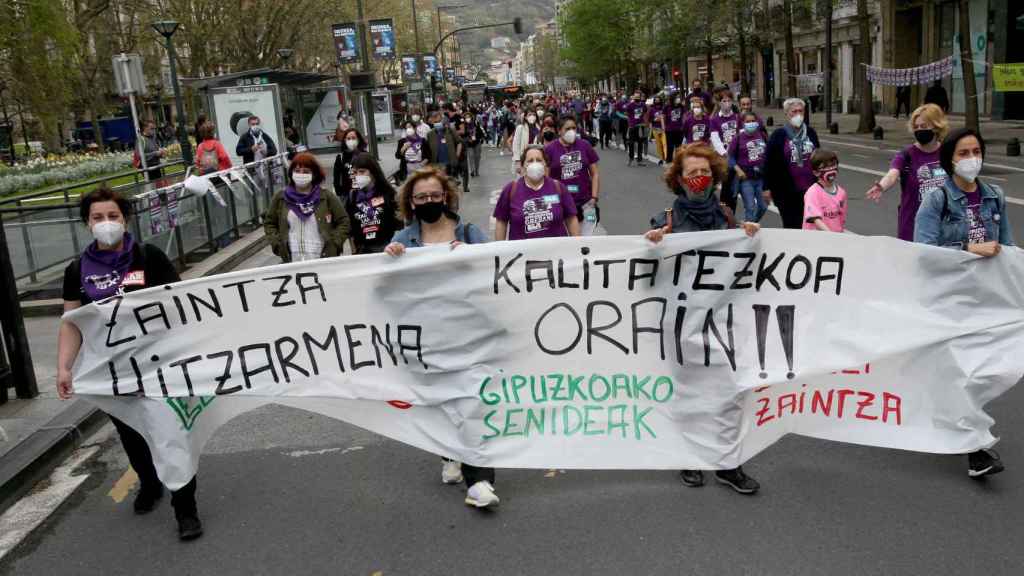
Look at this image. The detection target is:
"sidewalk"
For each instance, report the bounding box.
[0,138,403,512]
[752,104,1024,161]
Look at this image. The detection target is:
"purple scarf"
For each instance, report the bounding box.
[80,233,135,301]
[283,184,321,219]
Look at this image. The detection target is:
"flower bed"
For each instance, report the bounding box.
[0,151,136,197]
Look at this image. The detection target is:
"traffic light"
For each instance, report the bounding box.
[513,17,523,35]
[673,68,680,79]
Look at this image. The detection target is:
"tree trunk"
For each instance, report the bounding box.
[738,9,749,95]
[855,0,876,133]
[783,0,797,97]
[958,0,980,132]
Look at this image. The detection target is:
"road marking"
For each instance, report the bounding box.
[108,468,138,503]
[0,443,100,561]
[285,445,364,458]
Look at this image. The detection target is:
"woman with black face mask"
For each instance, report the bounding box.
[866,103,949,241]
[383,166,498,509]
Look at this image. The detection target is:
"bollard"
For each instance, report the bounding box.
[766,116,774,127]
[829,122,839,134]
[873,126,884,140]
[1007,138,1020,157]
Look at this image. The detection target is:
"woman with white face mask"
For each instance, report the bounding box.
[265,152,350,262]
[544,116,601,222]
[394,121,432,182]
[493,145,581,240]
[333,128,368,200]
[345,153,402,254]
[763,97,820,228]
[57,186,204,541]
[914,127,1014,480]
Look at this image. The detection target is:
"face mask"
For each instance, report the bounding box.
[527,115,536,124]
[562,129,577,144]
[413,201,445,223]
[251,125,261,134]
[433,122,444,130]
[818,168,838,184]
[412,115,421,122]
[744,122,759,133]
[543,131,556,142]
[691,105,702,114]
[92,220,125,247]
[353,174,372,189]
[682,175,712,195]
[525,161,546,181]
[954,156,983,182]
[675,98,682,105]
[789,114,804,128]
[914,129,935,145]
[292,173,313,187]
[406,128,415,137]
[345,139,358,151]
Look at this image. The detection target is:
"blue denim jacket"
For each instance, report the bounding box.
[389,214,489,247]
[913,177,1014,248]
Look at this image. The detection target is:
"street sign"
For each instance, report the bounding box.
[112,53,147,96]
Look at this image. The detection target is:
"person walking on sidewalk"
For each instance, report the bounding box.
[383,166,496,508]
[194,122,231,175]
[235,115,278,164]
[334,128,368,202]
[511,109,542,175]
[625,91,648,166]
[763,98,820,229]
[710,91,740,212]
[395,121,431,183]
[729,111,769,222]
[597,96,614,150]
[914,127,1013,480]
[545,115,601,221]
[466,114,486,178]
[641,143,761,495]
[264,153,350,263]
[57,185,204,541]
[866,103,948,241]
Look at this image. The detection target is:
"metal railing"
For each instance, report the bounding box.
[0,155,286,288]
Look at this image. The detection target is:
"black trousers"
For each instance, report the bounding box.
[598,120,613,149]
[775,194,805,229]
[721,165,738,214]
[110,416,197,515]
[627,126,646,161]
[666,131,684,163]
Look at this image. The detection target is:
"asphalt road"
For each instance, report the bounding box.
[3,134,1023,576]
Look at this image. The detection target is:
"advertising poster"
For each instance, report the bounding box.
[369,19,396,61]
[445,67,455,82]
[422,55,439,79]
[401,55,419,81]
[209,84,283,166]
[304,88,346,149]
[332,23,359,64]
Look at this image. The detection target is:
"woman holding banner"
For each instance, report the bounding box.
[494,145,582,241]
[383,167,496,508]
[643,143,761,495]
[57,186,204,540]
[914,127,1013,479]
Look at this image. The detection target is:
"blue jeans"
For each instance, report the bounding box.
[738,177,767,222]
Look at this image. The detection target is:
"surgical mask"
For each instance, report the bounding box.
[250,124,261,134]
[433,122,444,130]
[345,139,359,151]
[412,114,421,122]
[413,201,445,223]
[525,161,546,181]
[954,156,983,182]
[353,174,372,189]
[914,129,935,145]
[527,115,536,124]
[292,173,313,187]
[744,122,759,133]
[562,129,577,144]
[92,220,125,247]
[789,114,804,128]
[691,105,702,114]
[406,128,415,137]
[675,98,682,105]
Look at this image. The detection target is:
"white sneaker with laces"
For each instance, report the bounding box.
[441,460,463,484]
[465,481,500,508]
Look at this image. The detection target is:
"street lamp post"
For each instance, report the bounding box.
[436,5,465,101]
[355,0,379,159]
[152,21,193,166]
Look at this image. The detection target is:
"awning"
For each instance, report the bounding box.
[181,68,336,90]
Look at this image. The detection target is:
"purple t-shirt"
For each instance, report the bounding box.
[626,101,648,127]
[650,106,665,126]
[682,113,710,143]
[729,130,767,175]
[546,138,600,209]
[494,177,578,240]
[891,145,945,241]
[784,136,817,194]
[710,112,739,149]
[664,105,686,131]
[965,190,987,244]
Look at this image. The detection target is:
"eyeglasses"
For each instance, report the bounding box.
[412,192,445,203]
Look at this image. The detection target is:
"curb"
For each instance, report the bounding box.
[0,231,268,513]
[0,400,107,514]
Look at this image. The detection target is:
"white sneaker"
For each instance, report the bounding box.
[441,460,463,484]
[465,481,500,508]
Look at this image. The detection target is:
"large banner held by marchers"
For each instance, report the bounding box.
[67,231,1024,490]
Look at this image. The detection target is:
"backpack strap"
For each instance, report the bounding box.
[898,146,913,193]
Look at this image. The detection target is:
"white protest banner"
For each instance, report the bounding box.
[67,231,1024,490]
